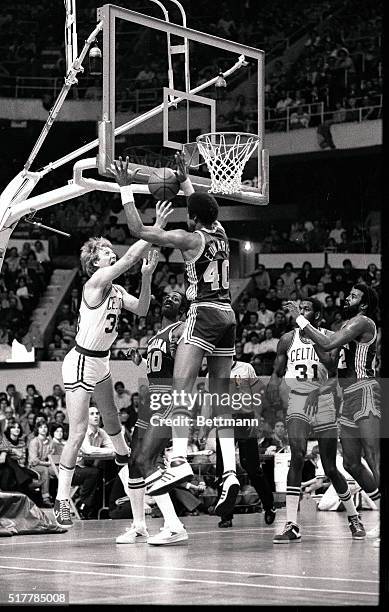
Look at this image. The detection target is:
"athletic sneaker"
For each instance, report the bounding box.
[116,525,149,544]
[214,471,240,517]
[348,515,366,539]
[147,526,188,545]
[115,452,129,466]
[273,522,301,544]
[367,524,380,538]
[53,499,73,528]
[218,519,233,528]
[264,507,277,525]
[146,457,193,496]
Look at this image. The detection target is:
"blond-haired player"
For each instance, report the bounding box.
[54,190,170,528]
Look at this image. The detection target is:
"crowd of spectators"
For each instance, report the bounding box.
[259,212,381,255]
[0,240,51,360]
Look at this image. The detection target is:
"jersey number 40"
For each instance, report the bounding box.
[203,260,229,290]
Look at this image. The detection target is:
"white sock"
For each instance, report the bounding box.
[128,478,146,528]
[56,464,75,501]
[154,493,183,531]
[217,427,236,473]
[108,431,129,457]
[286,486,301,524]
[338,488,358,517]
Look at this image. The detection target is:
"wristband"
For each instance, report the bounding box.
[120,185,134,204]
[180,177,195,197]
[296,315,309,330]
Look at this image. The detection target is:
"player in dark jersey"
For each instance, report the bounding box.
[286,284,380,544]
[116,291,189,545]
[110,155,239,517]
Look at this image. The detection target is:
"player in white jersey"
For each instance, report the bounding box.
[54,190,170,528]
[267,299,365,543]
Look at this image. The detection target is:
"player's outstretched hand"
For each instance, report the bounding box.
[108,156,141,187]
[303,388,320,418]
[284,300,300,319]
[141,248,159,276]
[155,200,173,228]
[175,151,188,183]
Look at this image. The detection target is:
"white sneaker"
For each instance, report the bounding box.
[367,524,380,538]
[148,526,188,546]
[215,471,240,517]
[146,457,193,496]
[116,525,149,544]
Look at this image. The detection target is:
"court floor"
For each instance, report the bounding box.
[0,505,379,606]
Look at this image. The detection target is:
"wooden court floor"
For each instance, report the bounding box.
[0,505,379,606]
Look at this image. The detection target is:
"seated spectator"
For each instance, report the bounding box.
[6,383,23,415]
[153,263,170,290]
[345,97,359,122]
[328,219,346,245]
[289,222,306,249]
[256,301,275,328]
[28,421,55,508]
[139,329,154,354]
[269,311,290,338]
[34,240,50,264]
[53,411,69,438]
[25,384,43,411]
[263,420,289,454]
[319,264,334,290]
[119,408,133,445]
[52,384,66,410]
[20,409,36,441]
[332,101,347,123]
[74,406,115,519]
[257,328,279,354]
[114,381,132,410]
[243,332,262,358]
[311,281,330,306]
[337,230,350,253]
[1,420,27,468]
[241,312,265,342]
[275,277,289,301]
[57,318,77,342]
[280,262,298,296]
[370,269,381,297]
[250,264,271,300]
[49,424,66,455]
[293,277,310,300]
[306,221,328,252]
[289,106,310,128]
[342,258,359,290]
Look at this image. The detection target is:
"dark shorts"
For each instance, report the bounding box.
[183,302,236,356]
[339,379,381,429]
[135,385,172,434]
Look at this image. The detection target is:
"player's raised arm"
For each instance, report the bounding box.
[284,301,367,351]
[118,248,159,316]
[110,156,200,251]
[266,331,293,403]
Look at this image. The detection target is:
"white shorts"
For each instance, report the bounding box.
[286,390,337,434]
[62,347,111,393]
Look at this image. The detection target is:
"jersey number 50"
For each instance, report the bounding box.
[203,260,229,290]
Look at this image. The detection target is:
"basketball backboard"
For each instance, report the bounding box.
[96,3,268,205]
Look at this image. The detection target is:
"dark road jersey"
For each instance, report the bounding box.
[340,319,377,386]
[185,221,231,304]
[146,321,182,392]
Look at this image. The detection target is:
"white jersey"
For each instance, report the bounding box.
[206,360,259,413]
[75,283,123,352]
[285,328,331,393]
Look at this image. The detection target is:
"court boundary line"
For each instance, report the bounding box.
[0,556,379,588]
[0,563,377,598]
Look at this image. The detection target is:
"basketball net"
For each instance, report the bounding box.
[196,132,260,195]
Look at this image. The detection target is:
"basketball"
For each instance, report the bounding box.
[148,167,180,201]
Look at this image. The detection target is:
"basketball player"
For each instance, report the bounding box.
[286,285,380,542]
[54,194,170,527]
[267,298,365,543]
[109,155,239,517]
[116,291,189,545]
[215,356,276,528]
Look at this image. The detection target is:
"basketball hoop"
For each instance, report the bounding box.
[196,132,260,195]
